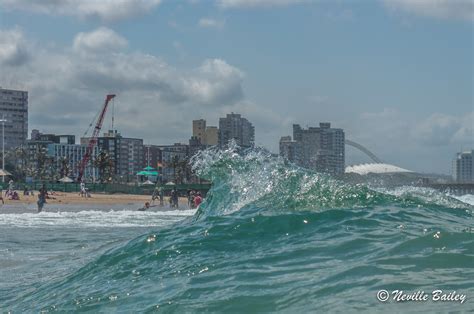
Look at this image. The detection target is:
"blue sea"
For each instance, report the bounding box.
[1,146,473,312]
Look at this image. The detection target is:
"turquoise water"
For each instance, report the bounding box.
[1,146,473,312]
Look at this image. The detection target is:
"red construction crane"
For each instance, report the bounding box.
[77,94,116,182]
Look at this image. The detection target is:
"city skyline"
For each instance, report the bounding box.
[0,0,472,174]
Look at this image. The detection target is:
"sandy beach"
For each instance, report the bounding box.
[1,192,189,206]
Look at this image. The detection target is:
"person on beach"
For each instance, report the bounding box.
[139,202,150,211]
[151,186,159,204]
[194,192,203,208]
[159,186,164,206]
[138,201,157,211]
[173,188,179,208]
[5,180,14,198]
[37,185,47,212]
[170,188,179,208]
[0,189,4,205]
[79,181,90,198]
[188,190,195,208]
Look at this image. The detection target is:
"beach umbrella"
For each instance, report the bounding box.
[144,166,156,171]
[0,169,11,177]
[142,180,154,185]
[59,176,74,183]
[165,181,175,186]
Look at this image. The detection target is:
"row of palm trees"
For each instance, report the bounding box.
[3,146,115,183]
[3,147,196,184]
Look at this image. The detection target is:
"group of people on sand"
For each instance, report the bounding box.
[2,180,20,202]
[1,180,27,204]
[139,186,204,211]
[0,180,50,212]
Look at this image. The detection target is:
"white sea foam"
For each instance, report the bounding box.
[374,186,470,209]
[453,194,474,206]
[0,209,196,228]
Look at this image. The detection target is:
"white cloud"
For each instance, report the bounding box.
[0,28,30,66]
[73,27,128,53]
[198,18,225,29]
[0,27,252,145]
[347,109,474,172]
[413,112,474,145]
[0,0,162,22]
[217,0,309,9]
[384,0,474,21]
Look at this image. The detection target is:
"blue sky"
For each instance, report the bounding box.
[0,0,472,174]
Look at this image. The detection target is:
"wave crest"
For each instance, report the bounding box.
[191,145,470,217]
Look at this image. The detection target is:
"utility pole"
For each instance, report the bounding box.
[147,146,150,167]
[0,114,6,183]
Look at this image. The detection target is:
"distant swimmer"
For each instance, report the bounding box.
[37,185,47,212]
[138,202,157,211]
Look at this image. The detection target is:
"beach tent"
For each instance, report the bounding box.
[136,167,158,177]
[136,166,159,184]
[58,176,74,183]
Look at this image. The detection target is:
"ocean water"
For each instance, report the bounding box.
[1,146,473,312]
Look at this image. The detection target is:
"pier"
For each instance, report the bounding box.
[425,183,474,196]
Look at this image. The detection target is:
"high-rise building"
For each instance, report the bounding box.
[205,126,218,146]
[193,119,206,144]
[192,119,219,146]
[283,122,345,175]
[81,130,144,181]
[218,113,254,148]
[0,87,28,149]
[453,150,474,182]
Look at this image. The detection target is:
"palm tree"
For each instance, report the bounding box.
[35,146,54,181]
[59,156,71,178]
[94,150,114,183]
